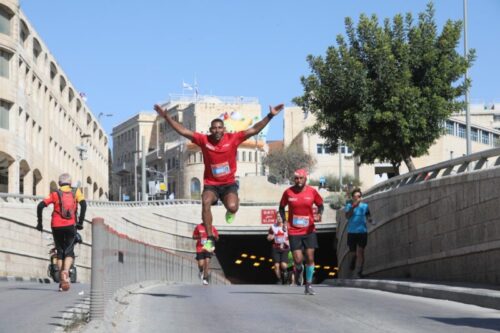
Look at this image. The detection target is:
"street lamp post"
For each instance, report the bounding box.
[97,112,113,124]
[77,133,91,197]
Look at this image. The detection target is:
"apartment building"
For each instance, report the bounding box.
[0,0,109,199]
[111,94,267,200]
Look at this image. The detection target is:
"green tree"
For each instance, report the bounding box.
[263,145,315,184]
[294,3,475,174]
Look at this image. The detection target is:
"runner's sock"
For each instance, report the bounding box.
[306,265,315,283]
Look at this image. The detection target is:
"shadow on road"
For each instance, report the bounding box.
[230,291,297,295]
[131,292,191,299]
[9,287,58,292]
[424,317,500,331]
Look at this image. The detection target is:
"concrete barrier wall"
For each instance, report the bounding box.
[0,197,336,282]
[337,166,500,284]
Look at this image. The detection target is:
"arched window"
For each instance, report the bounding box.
[20,19,29,44]
[190,177,201,200]
[32,38,42,60]
[0,5,13,36]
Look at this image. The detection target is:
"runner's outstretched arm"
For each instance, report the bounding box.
[244,104,284,140]
[154,104,194,141]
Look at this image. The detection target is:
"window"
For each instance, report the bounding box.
[457,124,466,138]
[494,135,500,147]
[471,128,478,142]
[445,121,454,135]
[481,131,490,145]
[0,100,11,130]
[0,6,12,35]
[341,144,353,155]
[20,20,29,44]
[317,143,333,155]
[242,151,246,162]
[59,76,66,93]
[33,38,42,60]
[0,49,11,78]
[50,62,57,81]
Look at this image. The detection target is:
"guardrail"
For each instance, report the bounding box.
[89,217,229,320]
[365,147,500,198]
[0,193,301,208]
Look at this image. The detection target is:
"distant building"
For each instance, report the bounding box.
[284,106,500,190]
[111,94,268,200]
[0,0,109,198]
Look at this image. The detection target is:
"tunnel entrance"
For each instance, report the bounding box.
[214,232,337,284]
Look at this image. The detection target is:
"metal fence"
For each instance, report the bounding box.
[89,217,229,320]
[364,147,500,198]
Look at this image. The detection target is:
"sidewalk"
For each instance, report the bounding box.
[325,278,500,310]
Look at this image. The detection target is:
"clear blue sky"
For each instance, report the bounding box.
[19,0,500,141]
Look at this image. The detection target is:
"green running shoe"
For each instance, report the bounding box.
[202,239,215,253]
[225,211,236,224]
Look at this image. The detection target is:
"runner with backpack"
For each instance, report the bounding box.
[36,173,87,291]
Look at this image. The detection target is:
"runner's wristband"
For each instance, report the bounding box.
[266,113,274,120]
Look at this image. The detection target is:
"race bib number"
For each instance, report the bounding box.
[292,215,309,228]
[211,162,230,177]
[275,236,285,244]
[201,238,207,245]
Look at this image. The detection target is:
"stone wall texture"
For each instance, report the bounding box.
[337,166,500,284]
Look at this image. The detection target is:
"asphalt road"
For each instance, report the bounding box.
[107,283,500,333]
[0,281,90,333]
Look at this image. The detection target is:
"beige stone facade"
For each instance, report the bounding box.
[111,95,268,201]
[284,106,500,191]
[0,0,109,199]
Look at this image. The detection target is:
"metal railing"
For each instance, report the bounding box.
[89,217,229,320]
[365,147,500,197]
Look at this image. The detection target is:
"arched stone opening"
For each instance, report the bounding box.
[190,177,201,200]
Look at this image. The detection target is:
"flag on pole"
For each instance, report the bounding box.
[182,81,193,90]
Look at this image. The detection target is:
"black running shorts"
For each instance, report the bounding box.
[52,225,77,259]
[347,232,368,251]
[195,252,213,260]
[203,183,239,205]
[271,247,290,263]
[289,232,318,251]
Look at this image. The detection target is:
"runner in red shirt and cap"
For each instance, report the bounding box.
[154,103,284,252]
[279,169,324,295]
[193,222,219,285]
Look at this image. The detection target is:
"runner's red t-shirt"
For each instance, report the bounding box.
[192,131,247,186]
[279,185,323,236]
[193,224,219,253]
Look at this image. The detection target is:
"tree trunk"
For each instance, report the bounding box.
[403,156,416,172]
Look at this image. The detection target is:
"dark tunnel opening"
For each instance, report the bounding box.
[214,232,337,284]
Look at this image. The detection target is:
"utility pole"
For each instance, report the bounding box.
[141,135,147,202]
[464,0,472,156]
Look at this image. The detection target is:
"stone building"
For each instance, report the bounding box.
[0,0,109,199]
[284,106,500,190]
[112,95,267,200]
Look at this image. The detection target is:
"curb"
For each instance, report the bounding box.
[53,296,91,332]
[81,280,168,333]
[326,279,500,310]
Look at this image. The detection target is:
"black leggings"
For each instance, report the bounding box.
[52,225,77,259]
